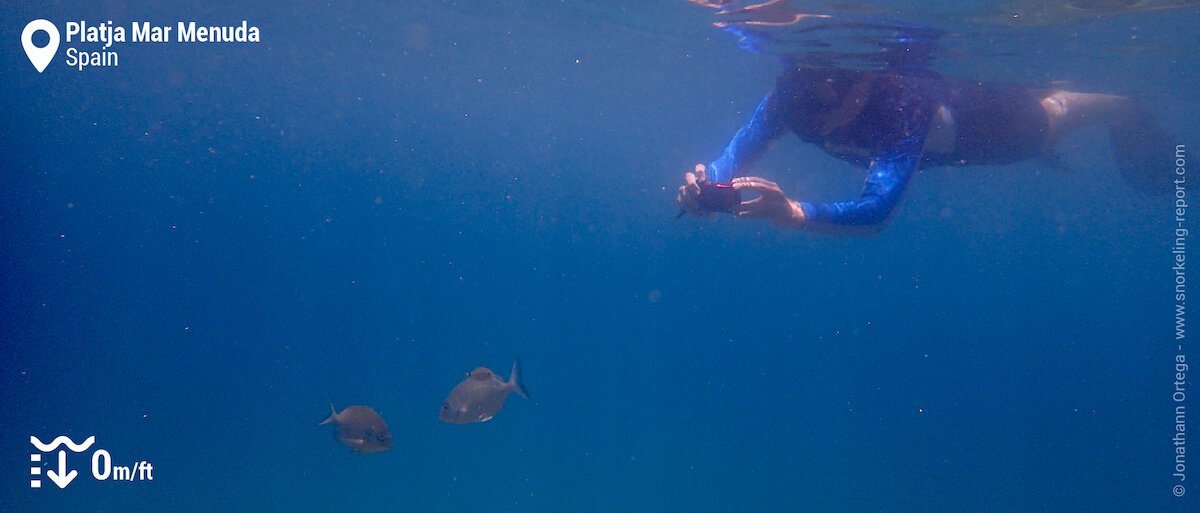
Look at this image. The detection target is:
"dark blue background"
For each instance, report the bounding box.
[2,1,1196,512]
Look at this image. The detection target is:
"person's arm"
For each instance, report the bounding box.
[678,88,790,218]
[733,101,930,233]
[733,151,920,234]
[706,89,788,183]
[789,88,932,232]
[798,151,920,226]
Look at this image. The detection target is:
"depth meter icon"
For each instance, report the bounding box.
[30,436,95,489]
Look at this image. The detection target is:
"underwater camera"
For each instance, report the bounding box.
[689,181,741,216]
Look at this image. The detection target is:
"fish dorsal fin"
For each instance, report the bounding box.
[469,368,493,380]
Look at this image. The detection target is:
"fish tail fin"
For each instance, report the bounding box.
[319,403,337,425]
[510,358,530,400]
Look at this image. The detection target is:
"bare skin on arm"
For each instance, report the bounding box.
[677,165,807,227]
[731,176,806,227]
[677,164,709,218]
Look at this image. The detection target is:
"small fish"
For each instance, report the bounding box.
[320,404,393,453]
[439,359,530,424]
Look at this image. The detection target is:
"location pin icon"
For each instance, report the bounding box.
[22,20,60,73]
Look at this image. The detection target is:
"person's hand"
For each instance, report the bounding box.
[676,164,708,218]
[732,176,806,227]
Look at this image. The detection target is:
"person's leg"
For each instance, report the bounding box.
[1040,91,1128,143]
[1040,90,1171,193]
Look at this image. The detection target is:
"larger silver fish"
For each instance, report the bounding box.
[439,359,529,424]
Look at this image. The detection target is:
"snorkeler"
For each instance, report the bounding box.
[677,1,1172,233]
[677,66,1171,233]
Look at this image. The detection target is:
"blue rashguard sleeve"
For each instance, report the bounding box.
[706,75,930,230]
[797,90,932,230]
[707,90,787,183]
[798,152,920,227]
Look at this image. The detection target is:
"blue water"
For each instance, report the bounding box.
[2,1,1196,512]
